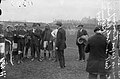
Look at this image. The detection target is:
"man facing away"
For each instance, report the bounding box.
[85,26,113,79]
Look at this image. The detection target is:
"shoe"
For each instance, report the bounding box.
[61,66,65,69]
[57,66,65,69]
[76,59,81,61]
[53,60,57,62]
[6,62,8,65]
[20,60,23,63]
[43,57,47,60]
[24,57,27,59]
[31,58,34,61]
[57,66,61,69]
[82,60,85,62]
[17,61,21,64]
[49,58,51,60]
[38,59,42,62]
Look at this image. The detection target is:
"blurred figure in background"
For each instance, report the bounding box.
[76,24,88,62]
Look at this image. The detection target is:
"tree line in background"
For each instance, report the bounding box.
[1,16,120,30]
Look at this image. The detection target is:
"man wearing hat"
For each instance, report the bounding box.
[24,24,31,59]
[55,21,66,68]
[17,25,27,64]
[4,25,14,64]
[30,23,42,62]
[85,26,113,79]
[76,24,88,61]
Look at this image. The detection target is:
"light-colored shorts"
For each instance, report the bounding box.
[43,41,48,48]
[0,43,5,53]
[13,43,17,49]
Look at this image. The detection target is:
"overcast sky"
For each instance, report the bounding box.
[0,0,119,23]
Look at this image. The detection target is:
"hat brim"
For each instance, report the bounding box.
[77,25,83,27]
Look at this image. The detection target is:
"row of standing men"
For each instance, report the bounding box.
[4,22,66,68]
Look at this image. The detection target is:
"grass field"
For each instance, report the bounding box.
[4,28,120,79]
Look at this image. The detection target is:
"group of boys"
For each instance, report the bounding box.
[3,23,56,64]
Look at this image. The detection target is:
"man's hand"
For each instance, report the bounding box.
[0,34,4,37]
[55,47,58,50]
[81,35,88,40]
[19,35,24,38]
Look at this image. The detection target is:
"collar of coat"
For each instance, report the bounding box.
[58,27,62,30]
[79,28,83,32]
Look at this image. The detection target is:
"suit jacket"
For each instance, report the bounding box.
[12,30,19,43]
[76,29,88,45]
[85,33,113,74]
[30,29,42,46]
[56,27,66,50]
[4,30,14,41]
[42,28,53,41]
[17,29,26,39]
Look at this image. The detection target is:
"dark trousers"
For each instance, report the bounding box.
[31,44,40,59]
[38,40,41,58]
[6,53,10,63]
[54,50,58,61]
[57,50,65,68]
[78,44,85,60]
[18,53,23,61]
[25,43,30,57]
[18,40,25,61]
[89,73,107,79]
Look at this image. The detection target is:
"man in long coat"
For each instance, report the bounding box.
[17,25,26,64]
[30,23,42,62]
[42,24,53,60]
[85,26,113,79]
[4,25,14,64]
[55,21,66,68]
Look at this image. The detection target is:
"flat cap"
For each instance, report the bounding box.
[77,24,83,27]
[94,26,103,32]
[55,21,62,26]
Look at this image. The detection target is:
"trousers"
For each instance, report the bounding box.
[57,50,65,68]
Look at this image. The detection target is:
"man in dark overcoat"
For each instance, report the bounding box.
[30,23,42,62]
[42,24,53,60]
[55,21,67,68]
[12,24,19,61]
[24,28,31,59]
[17,25,26,64]
[85,26,113,79]
[76,24,88,61]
